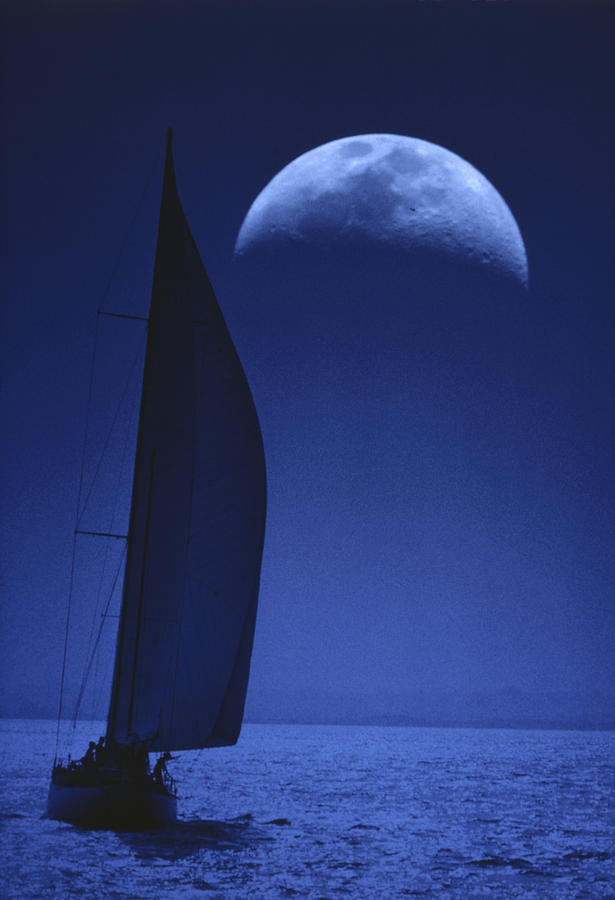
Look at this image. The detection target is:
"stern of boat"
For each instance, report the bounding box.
[47,771,177,828]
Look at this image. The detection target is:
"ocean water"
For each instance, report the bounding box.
[1,720,613,899]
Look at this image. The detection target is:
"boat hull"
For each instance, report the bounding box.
[47,781,177,828]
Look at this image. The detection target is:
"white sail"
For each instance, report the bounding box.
[107,134,266,751]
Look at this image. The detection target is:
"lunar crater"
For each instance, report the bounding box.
[339,139,374,159]
[235,133,528,288]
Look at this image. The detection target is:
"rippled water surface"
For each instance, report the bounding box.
[1,720,614,898]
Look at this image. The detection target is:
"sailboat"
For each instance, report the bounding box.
[47,130,267,828]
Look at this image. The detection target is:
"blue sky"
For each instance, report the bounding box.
[1,0,614,727]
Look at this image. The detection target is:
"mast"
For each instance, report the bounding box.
[106,129,178,743]
[105,130,266,752]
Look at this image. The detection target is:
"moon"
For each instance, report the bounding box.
[235,134,528,288]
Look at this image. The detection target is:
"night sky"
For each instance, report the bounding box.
[1,0,614,728]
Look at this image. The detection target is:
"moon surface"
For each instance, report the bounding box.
[235,134,528,288]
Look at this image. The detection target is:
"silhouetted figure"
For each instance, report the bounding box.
[95,736,106,765]
[82,742,96,766]
[153,752,172,786]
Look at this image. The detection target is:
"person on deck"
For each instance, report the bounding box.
[153,752,172,786]
[95,737,106,765]
[82,742,96,766]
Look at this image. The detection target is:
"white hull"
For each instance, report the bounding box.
[47,781,177,828]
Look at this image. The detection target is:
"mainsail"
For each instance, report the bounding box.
[106,132,266,752]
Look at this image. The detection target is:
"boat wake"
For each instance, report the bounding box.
[117,815,267,859]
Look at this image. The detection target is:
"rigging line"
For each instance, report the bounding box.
[77,364,140,712]
[76,137,163,525]
[99,312,149,322]
[127,449,157,735]
[73,540,128,724]
[168,321,204,736]
[78,532,119,716]
[75,139,161,523]
[54,310,102,761]
[111,356,143,539]
[75,313,102,533]
[54,147,161,758]
[73,541,126,724]
[155,614,183,745]
[95,145,163,316]
[76,325,147,530]
[54,531,82,759]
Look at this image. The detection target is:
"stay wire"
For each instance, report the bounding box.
[78,352,141,712]
[73,540,128,724]
[54,311,101,760]
[76,348,142,721]
[54,142,163,758]
[96,146,163,325]
[76,326,147,532]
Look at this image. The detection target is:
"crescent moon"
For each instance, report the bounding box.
[235,134,528,288]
